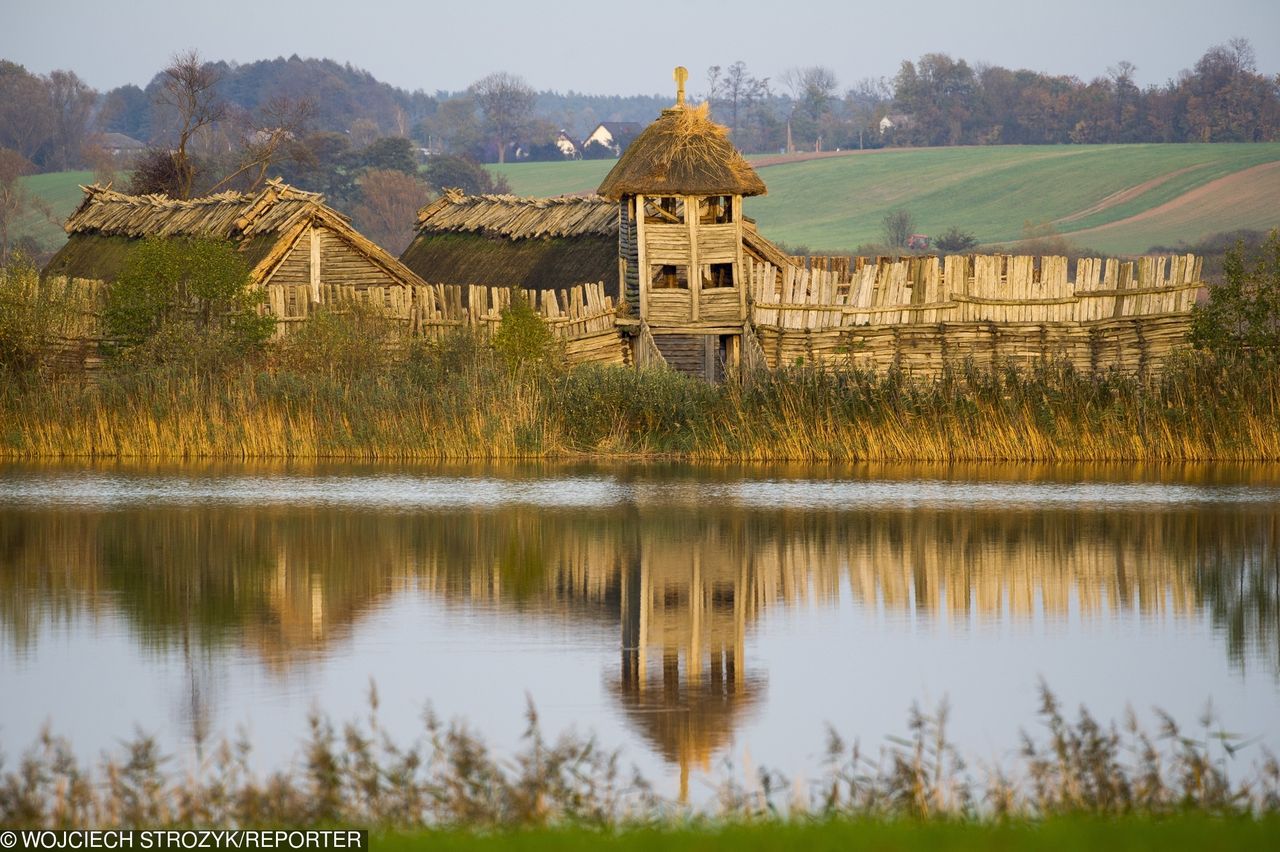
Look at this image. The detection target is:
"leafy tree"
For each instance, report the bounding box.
[0,62,56,163]
[580,140,615,160]
[424,155,510,195]
[1190,230,1280,363]
[105,237,274,369]
[706,62,771,139]
[355,137,418,174]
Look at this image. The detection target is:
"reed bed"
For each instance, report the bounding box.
[2,344,1278,462]
[2,684,1277,829]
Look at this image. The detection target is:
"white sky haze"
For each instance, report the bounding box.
[4,0,1279,95]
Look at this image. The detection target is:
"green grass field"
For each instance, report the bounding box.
[375,816,1280,852]
[15,145,1280,259]
[490,144,1280,255]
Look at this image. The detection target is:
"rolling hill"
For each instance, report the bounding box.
[490,144,1280,255]
[14,144,1280,260]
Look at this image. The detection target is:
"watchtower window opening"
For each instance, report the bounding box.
[702,263,735,290]
[699,196,733,225]
[651,264,689,289]
[644,196,684,224]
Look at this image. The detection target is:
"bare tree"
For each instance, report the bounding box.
[881,209,916,249]
[46,70,96,171]
[351,169,431,254]
[783,66,839,121]
[706,62,770,138]
[212,96,315,193]
[156,50,226,199]
[470,72,535,164]
[0,62,56,162]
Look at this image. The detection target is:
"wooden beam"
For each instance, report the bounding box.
[688,195,700,322]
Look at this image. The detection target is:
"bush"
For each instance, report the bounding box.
[1190,229,1280,363]
[935,225,978,252]
[104,237,275,372]
[0,253,73,374]
[274,299,402,380]
[492,289,559,372]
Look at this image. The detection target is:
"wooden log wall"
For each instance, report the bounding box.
[265,278,630,367]
[749,254,1203,375]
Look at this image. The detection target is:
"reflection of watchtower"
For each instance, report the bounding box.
[598,67,767,381]
[611,526,766,802]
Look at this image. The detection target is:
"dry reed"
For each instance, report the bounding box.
[2,683,1276,829]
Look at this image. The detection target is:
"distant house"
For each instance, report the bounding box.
[878,114,913,135]
[906,233,930,251]
[98,132,145,158]
[582,121,643,157]
[555,131,578,158]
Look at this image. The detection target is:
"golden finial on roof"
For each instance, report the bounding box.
[674,66,688,107]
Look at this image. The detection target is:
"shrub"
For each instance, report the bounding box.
[935,225,978,252]
[492,289,560,372]
[1190,230,1280,364]
[0,253,73,374]
[104,237,274,372]
[274,299,402,380]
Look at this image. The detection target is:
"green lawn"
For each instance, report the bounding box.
[12,169,93,252]
[374,816,1280,851]
[488,144,1280,255]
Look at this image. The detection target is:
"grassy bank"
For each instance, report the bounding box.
[2,352,1278,461]
[375,817,1280,851]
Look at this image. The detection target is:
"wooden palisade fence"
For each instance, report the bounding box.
[748,254,1203,374]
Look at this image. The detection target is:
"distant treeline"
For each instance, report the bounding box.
[3,38,1279,176]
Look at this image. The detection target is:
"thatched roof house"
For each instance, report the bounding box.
[398,189,623,296]
[398,187,791,301]
[596,102,766,200]
[43,179,426,299]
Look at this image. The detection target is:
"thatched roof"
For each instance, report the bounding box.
[45,179,425,288]
[413,188,617,239]
[400,190,620,296]
[597,103,766,200]
[61,179,332,240]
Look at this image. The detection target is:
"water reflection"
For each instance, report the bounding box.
[1,467,1277,788]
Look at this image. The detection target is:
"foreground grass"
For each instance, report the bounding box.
[3,685,1277,830]
[2,350,1278,461]
[375,816,1280,852]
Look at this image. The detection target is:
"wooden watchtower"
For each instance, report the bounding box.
[598,67,767,380]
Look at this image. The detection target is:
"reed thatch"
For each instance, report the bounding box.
[43,179,424,289]
[413,188,618,239]
[400,190,621,296]
[596,103,767,200]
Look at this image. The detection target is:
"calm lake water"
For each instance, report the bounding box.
[2,462,1278,800]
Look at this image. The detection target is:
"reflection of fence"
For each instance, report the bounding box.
[748,254,1203,374]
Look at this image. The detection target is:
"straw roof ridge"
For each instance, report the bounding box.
[597,102,766,199]
[63,178,338,240]
[414,189,618,240]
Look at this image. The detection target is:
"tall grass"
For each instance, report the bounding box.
[2,340,1278,461]
[2,683,1277,829]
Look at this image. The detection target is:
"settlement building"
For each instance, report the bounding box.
[44,178,426,321]
[596,72,768,379]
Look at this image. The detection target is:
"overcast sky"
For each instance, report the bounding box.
[5,0,1278,95]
